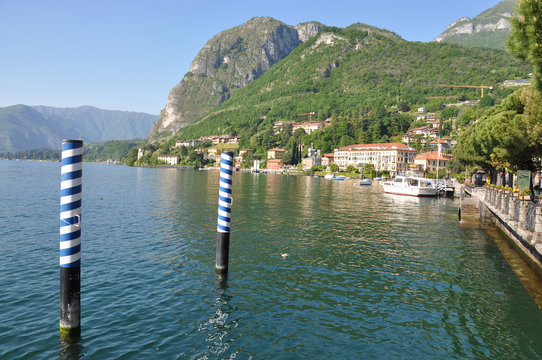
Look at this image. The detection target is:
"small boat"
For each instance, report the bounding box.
[324,173,334,180]
[373,177,382,181]
[359,178,372,186]
[331,175,346,181]
[381,176,438,197]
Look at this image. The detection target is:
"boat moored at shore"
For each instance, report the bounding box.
[381,176,438,197]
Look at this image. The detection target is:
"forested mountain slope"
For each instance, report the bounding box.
[175,26,529,143]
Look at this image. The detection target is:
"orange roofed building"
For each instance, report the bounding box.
[414,151,453,175]
[334,142,417,176]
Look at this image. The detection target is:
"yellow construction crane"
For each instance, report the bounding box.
[439,84,493,98]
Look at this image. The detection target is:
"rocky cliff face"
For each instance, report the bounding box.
[434,0,516,50]
[434,16,512,42]
[149,17,323,138]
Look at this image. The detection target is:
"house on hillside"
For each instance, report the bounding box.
[176,140,199,147]
[198,134,239,144]
[292,121,322,135]
[239,148,252,158]
[428,138,453,151]
[273,121,293,133]
[267,148,285,160]
[402,125,438,144]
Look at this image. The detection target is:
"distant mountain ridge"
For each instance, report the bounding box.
[0,104,157,152]
[149,17,324,138]
[434,0,517,50]
[174,25,529,144]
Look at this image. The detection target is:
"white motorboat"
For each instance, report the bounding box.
[359,178,372,185]
[381,176,438,197]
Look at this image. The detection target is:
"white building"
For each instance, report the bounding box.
[333,142,417,176]
[176,140,199,147]
[292,121,322,135]
[401,125,439,144]
[157,155,179,165]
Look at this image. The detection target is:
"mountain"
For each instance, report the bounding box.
[33,105,157,141]
[434,0,517,50]
[0,105,157,153]
[174,25,530,142]
[149,17,323,138]
[0,105,76,152]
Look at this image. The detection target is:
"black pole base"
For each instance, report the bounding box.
[216,232,230,275]
[60,267,80,339]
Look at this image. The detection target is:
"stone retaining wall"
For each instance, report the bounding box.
[480,187,542,276]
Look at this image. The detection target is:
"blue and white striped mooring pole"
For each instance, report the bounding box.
[59,139,83,339]
[216,152,234,275]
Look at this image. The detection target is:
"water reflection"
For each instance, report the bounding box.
[58,336,83,360]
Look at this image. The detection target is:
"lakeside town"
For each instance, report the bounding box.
[152,107,455,179]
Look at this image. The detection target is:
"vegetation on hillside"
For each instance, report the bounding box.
[454,0,542,184]
[150,26,526,160]
[507,0,542,92]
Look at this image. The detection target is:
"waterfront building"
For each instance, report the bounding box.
[321,153,335,166]
[157,155,179,165]
[302,156,321,169]
[414,151,453,175]
[333,142,417,176]
[267,159,283,170]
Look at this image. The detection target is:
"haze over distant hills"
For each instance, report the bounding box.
[434,0,516,50]
[0,105,157,153]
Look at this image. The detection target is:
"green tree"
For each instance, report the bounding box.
[507,0,542,92]
[399,102,410,112]
[346,165,358,173]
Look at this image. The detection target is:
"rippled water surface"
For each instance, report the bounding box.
[1,160,542,359]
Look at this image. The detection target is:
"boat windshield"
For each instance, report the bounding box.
[409,179,419,186]
[393,177,403,183]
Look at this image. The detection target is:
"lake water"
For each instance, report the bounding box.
[1,160,542,359]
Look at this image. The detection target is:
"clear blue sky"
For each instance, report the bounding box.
[0,0,503,115]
